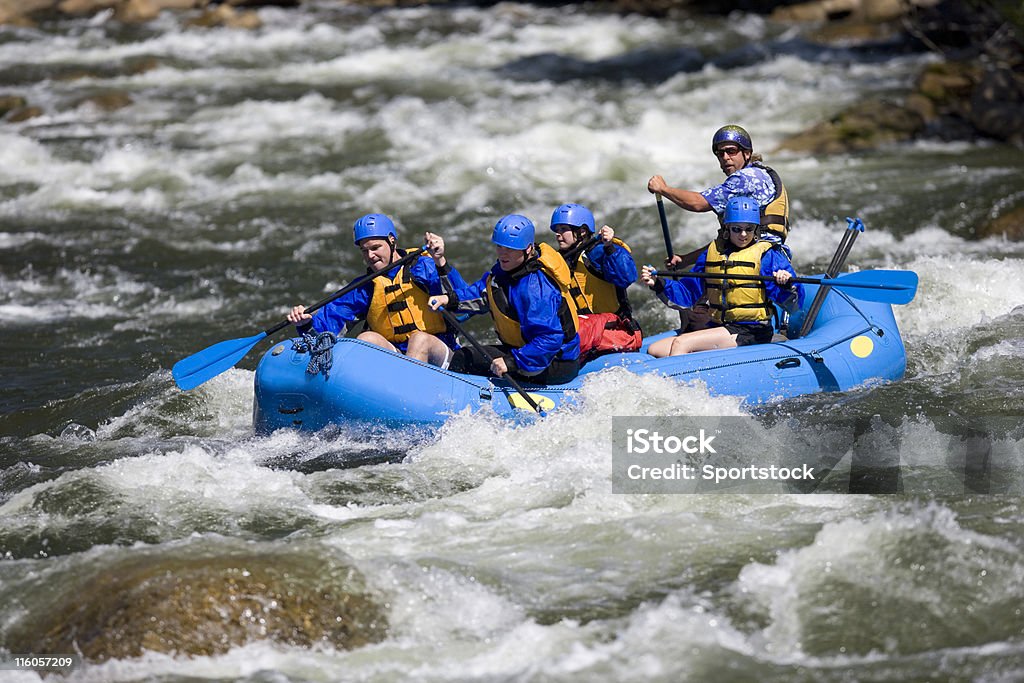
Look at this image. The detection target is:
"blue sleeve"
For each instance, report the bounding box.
[310,284,372,335]
[410,255,472,297]
[586,242,637,289]
[409,256,445,295]
[655,251,705,310]
[659,278,703,309]
[446,270,491,316]
[439,261,471,296]
[760,247,804,311]
[508,273,567,375]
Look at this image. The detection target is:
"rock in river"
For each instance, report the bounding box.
[2,540,389,660]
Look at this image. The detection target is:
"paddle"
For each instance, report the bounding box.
[656,195,709,270]
[172,247,428,391]
[652,269,918,305]
[670,242,710,271]
[656,195,674,260]
[435,306,548,416]
[799,216,865,337]
[563,233,601,263]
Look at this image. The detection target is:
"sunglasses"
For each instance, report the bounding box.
[714,146,742,158]
[728,225,755,234]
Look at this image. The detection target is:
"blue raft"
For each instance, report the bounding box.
[253,279,907,434]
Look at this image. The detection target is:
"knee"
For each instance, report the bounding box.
[357,331,389,348]
[405,331,426,348]
[669,337,692,355]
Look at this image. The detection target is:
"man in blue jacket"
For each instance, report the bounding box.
[287,213,466,368]
[429,214,581,385]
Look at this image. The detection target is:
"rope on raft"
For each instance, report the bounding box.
[291,331,337,379]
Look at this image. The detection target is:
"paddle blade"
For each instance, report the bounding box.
[172,331,269,391]
[506,391,555,413]
[823,270,919,305]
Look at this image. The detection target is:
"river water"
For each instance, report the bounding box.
[2,2,1024,680]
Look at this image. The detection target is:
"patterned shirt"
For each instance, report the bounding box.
[700,166,776,215]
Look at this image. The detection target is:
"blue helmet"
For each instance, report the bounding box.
[352,213,397,245]
[712,125,753,153]
[549,203,595,233]
[492,214,535,250]
[723,196,761,226]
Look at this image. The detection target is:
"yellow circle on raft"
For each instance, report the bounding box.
[850,335,874,358]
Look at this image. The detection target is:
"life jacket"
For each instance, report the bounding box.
[704,239,775,324]
[486,242,579,348]
[364,252,447,343]
[565,237,634,318]
[752,162,789,243]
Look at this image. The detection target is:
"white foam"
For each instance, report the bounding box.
[897,254,1024,339]
[735,502,1022,658]
[0,231,49,249]
[0,304,41,322]
[1,7,1021,680]
[0,268,151,324]
[973,338,1024,362]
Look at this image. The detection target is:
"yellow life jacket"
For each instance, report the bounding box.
[364,252,447,343]
[755,163,790,243]
[704,239,774,324]
[565,237,633,316]
[486,242,579,348]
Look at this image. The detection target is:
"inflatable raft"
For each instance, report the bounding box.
[253,277,908,434]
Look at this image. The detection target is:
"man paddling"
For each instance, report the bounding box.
[648,124,791,264]
[287,213,466,368]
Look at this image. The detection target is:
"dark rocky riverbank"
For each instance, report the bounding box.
[0,0,271,28]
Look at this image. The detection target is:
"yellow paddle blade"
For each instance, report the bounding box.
[506,392,556,412]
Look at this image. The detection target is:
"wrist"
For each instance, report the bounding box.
[503,354,518,372]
